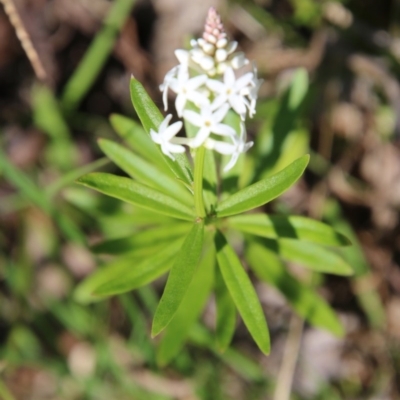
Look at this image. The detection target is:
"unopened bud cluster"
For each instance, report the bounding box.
[151,7,262,172]
[189,7,247,76]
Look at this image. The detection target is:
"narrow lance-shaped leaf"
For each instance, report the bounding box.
[98,139,193,206]
[74,238,185,303]
[76,172,194,221]
[216,155,309,218]
[254,237,354,276]
[203,149,218,213]
[152,221,205,336]
[246,241,344,336]
[215,230,270,355]
[157,240,214,366]
[91,223,191,255]
[130,77,193,185]
[214,263,236,352]
[88,238,187,297]
[227,214,350,247]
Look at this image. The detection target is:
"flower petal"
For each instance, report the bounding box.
[160,114,173,132]
[150,129,161,144]
[175,49,190,65]
[229,95,247,117]
[175,94,187,118]
[206,79,225,93]
[212,123,236,137]
[191,127,210,148]
[224,67,236,86]
[212,103,230,123]
[223,152,239,172]
[166,142,186,153]
[235,72,254,91]
[210,94,228,111]
[187,91,209,107]
[163,120,183,140]
[187,75,207,89]
[183,110,203,127]
[205,138,235,155]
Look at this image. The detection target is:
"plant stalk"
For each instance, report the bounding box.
[194,146,206,218]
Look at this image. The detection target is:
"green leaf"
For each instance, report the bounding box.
[47,157,110,197]
[129,78,193,185]
[151,221,205,336]
[98,139,193,205]
[203,149,218,213]
[92,223,191,255]
[227,213,350,247]
[214,231,270,354]
[0,149,85,244]
[246,241,344,336]
[32,84,75,170]
[255,237,354,276]
[254,68,309,180]
[75,238,185,302]
[76,172,194,221]
[216,155,309,217]
[214,264,236,352]
[157,241,214,366]
[323,199,385,328]
[288,68,309,110]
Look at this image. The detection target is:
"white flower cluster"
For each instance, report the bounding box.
[150,7,262,171]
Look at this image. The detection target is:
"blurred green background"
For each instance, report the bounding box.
[1,0,400,399]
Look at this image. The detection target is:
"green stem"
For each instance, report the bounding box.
[194,146,206,218]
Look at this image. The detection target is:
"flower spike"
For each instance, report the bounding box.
[152,7,261,170]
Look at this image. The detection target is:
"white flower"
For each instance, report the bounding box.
[150,114,186,160]
[183,104,234,148]
[174,49,190,66]
[241,63,263,118]
[160,65,180,112]
[169,67,209,117]
[207,67,254,120]
[205,122,253,171]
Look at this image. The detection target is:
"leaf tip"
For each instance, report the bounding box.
[338,233,352,247]
[151,326,161,339]
[260,343,271,356]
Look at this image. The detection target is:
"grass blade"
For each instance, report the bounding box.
[61,0,137,110]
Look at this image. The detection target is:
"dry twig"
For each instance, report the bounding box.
[0,0,47,80]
